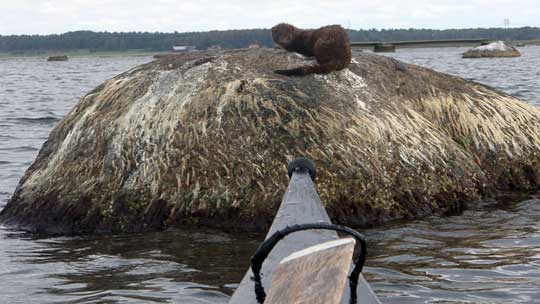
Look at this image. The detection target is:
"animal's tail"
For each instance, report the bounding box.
[274,61,344,76]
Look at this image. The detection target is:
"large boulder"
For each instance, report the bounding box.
[462,41,521,58]
[2,49,540,235]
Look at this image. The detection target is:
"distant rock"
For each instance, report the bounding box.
[47,55,68,62]
[462,41,521,58]
[153,53,174,59]
[2,49,540,235]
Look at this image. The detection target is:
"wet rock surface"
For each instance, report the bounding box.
[2,48,540,235]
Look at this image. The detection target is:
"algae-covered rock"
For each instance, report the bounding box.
[462,41,521,58]
[2,49,540,235]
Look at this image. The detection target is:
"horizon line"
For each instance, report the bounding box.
[2,26,540,36]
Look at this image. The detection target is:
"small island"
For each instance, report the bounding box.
[462,41,521,58]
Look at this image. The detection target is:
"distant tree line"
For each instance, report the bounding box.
[1,27,539,52]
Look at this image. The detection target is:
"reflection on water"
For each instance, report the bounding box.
[1,49,540,303]
[1,197,538,303]
[0,227,261,303]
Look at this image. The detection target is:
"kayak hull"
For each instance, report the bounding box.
[228,171,381,304]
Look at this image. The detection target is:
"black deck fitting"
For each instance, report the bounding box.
[287,157,316,181]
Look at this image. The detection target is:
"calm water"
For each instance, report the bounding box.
[1,48,540,303]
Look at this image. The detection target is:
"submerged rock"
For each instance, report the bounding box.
[462,41,521,58]
[2,49,540,235]
[47,55,68,62]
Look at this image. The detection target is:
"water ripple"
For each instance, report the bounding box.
[0,145,39,152]
[0,227,255,304]
[363,198,540,303]
[7,116,61,124]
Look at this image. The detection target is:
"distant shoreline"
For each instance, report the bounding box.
[2,40,540,59]
[0,49,167,59]
[2,27,540,57]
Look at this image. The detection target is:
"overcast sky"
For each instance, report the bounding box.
[1,0,539,35]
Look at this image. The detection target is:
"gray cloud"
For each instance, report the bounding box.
[1,0,539,35]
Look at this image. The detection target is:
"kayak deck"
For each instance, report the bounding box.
[228,170,381,304]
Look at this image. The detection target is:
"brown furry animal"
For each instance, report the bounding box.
[271,23,351,76]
